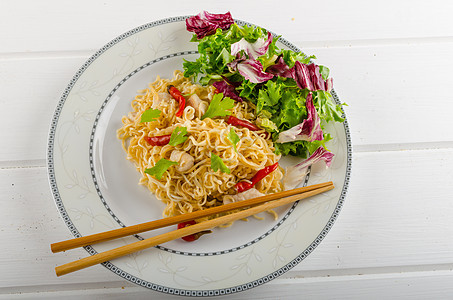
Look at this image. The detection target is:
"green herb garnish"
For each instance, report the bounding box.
[169,126,189,146]
[227,128,240,152]
[201,93,234,120]
[140,108,161,123]
[210,153,231,174]
[144,158,178,180]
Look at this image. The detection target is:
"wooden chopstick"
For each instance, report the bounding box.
[54,182,334,276]
[51,181,333,253]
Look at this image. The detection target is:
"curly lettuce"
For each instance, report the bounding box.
[183,12,344,158]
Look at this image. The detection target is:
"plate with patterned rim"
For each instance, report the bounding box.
[47,16,352,297]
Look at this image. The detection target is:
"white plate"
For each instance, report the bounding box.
[47,16,352,297]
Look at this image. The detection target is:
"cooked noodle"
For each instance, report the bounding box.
[117,70,283,220]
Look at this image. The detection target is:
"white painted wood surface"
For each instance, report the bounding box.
[1,1,453,298]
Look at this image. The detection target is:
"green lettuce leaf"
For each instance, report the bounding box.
[183,23,271,84]
[182,18,346,158]
[279,49,315,68]
[257,80,281,113]
[257,117,279,133]
[319,65,330,80]
[313,91,344,123]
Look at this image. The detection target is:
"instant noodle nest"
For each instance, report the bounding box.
[117,70,283,221]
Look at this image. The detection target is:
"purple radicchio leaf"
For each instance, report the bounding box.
[212,80,244,102]
[276,93,323,143]
[308,63,326,91]
[292,62,334,92]
[226,52,246,71]
[231,32,273,60]
[229,58,274,83]
[283,146,334,190]
[326,77,333,92]
[266,56,295,78]
[186,11,234,39]
[293,61,315,91]
[221,75,241,87]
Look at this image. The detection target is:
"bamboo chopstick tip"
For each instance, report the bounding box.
[50,243,65,253]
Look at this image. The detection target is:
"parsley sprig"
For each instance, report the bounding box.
[144,158,178,180]
[169,126,189,146]
[210,153,230,174]
[201,93,234,120]
[140,108,161,123]
[227,128,240,152]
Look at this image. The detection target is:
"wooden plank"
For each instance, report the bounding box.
[0,166,119,287]
[0,148,452,288]
[0,56,87,163]
[304,39,453,148]
[1,0,453,53]
[2,0,452,298]
[292,147,453,272]
[2,271,453,299]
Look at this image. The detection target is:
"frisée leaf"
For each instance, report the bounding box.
[276,94,323,143]
[183,11,345,158]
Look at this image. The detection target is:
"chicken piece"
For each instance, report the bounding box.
[186,94,208,117]
[223,188,265,205]
[170,150,195,173]
[152,92,172,109]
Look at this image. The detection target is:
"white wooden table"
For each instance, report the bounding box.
[2,1,453,299]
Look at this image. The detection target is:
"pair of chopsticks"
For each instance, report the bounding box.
[52,181,334,276]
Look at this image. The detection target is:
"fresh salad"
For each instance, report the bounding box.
[183,11,345,159]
